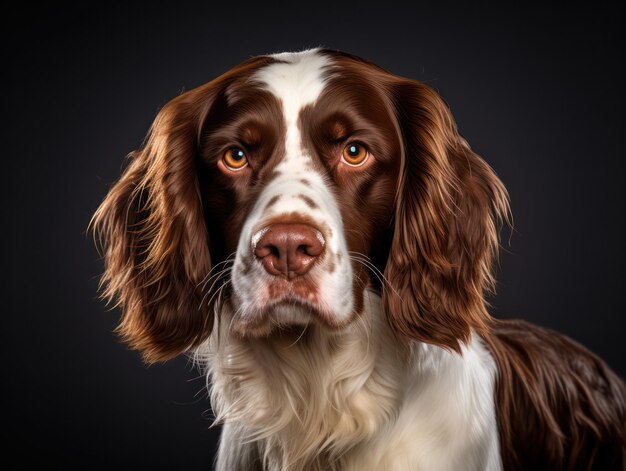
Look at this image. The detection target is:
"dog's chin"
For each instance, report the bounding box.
[228,296,349,339]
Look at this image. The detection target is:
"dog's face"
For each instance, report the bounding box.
[92,49,509,362]
[200,52,401,336]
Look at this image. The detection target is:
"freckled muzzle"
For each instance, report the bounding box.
[252,223,325,280]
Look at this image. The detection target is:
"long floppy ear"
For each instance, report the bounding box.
[90,83,219,363]
[383,79,511,352]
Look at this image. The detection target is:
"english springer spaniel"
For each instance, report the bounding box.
[91,48,625,470]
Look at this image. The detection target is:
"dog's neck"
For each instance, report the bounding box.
[199,291,410,467]
[198,291,496,470]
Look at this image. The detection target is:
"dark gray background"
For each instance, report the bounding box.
[4,2,624,469]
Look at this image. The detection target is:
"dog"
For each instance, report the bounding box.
[91,48,626,470]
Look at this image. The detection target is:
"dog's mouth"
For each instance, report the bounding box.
[228,276,349,337]
[265,276,320,304]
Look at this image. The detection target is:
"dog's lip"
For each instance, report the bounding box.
[239,291,327,323]
[272,287,317,300]
[262,291,323,322]
[229,290,350,337]
[265,276,320,302]
[263,293,347,328]
[267,294,318,310]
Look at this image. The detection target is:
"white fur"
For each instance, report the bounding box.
[197,291,501,470]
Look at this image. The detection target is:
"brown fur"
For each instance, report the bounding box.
[384,78,510,352]
[484,320,626,470]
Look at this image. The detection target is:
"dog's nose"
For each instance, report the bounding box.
[253,223,325,279]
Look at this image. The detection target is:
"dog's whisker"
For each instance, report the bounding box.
[203,267,233,299]
[199,256,236,290]
[198,253,236,286]
[348,253,404,302]
[351,253,403,301]
[284,323,310,349]
[198,269,232,309]
[206,279,230,310]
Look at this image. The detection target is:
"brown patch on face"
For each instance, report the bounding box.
[296,193,318,209]
[265,169,282,183]
[330,120,348,140]
[238,256,252,275]
[299,178,311,187]
[326,256,335,274]
[265,195,281,210]
[350,261,367,315]
[198,69,288,262]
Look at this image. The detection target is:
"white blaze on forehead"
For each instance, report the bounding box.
[253,49,329,163]
[254,49,329,125]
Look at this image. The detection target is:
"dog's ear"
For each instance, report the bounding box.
[90,83,218,363]
[383,79,511,352]
[91,57,276,363]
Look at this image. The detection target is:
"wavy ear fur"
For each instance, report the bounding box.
[90,85,217,363]
[90,56,275,363]
[383,79,511,352]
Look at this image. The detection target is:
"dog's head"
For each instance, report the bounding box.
[91,49,509,362]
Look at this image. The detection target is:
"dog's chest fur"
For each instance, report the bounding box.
[199,292,501,471]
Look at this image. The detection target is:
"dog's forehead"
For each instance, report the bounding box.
[252,49,330,126]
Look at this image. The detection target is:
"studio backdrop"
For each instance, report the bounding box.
[4,3,624,469]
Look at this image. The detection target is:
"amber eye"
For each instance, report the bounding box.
[341,142,369,166]
[223,147,248,170]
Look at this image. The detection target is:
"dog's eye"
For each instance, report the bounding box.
[223,147,248,170]
[341,142,369,166]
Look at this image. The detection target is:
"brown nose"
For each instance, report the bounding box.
[253,223,325,279]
